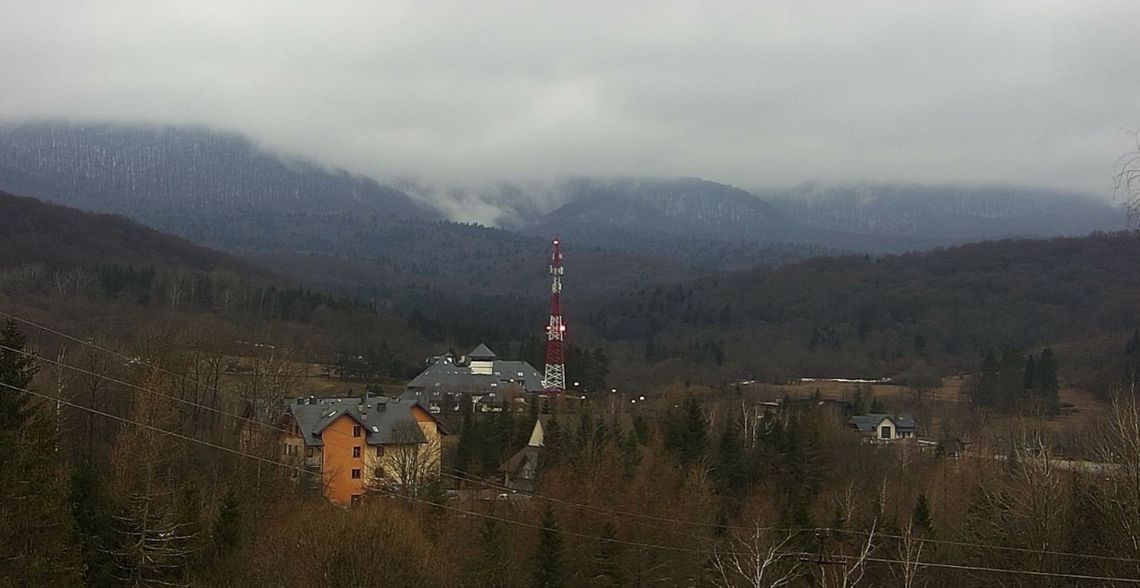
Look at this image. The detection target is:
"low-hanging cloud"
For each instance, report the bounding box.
[1,0,1139,200]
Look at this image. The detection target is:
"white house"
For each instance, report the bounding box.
[847,413,916,442]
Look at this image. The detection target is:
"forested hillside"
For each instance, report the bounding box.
[524,177,921,261]
[580,232,1140,390]
[0,190,257,274]
[769,183,1125,242]
[0,191,440,381]
[0,123,711,304]
[0,121,435,218]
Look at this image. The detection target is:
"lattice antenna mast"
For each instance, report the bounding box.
[543,237,566,392]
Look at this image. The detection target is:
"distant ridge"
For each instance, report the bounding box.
[768,183,1126,242]
[0,189,261,275]
[0,121,438,220]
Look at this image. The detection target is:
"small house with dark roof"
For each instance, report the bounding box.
[847,413,916,442]
[281,393,447,505]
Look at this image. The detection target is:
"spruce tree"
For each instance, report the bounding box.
[0,320,83,584]
[716,417,746,495]
[533,507,564,588]
[665,395,707,467]
[594,521,623,587]
[1023,354,1038,393]
[69,458,118,585]
[214,489,242,554]
[1039,348,1060,416]
[455,412,476,474]
[913,492,934,534]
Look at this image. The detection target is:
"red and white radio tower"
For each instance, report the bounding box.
[543,237,566,392]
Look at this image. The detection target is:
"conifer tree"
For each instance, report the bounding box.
[913,492,934,535]
[716,416,746,495]
[475,516,516,587]
[0,320,83,584]
[594,521,623,587]
[544,414,564,467]
[1038,348,1060,416]
[213,489,242,554]
[1023,354,1038,393]
[455,411,476,474]
[69,458,119,585]
[533,507,564,588]
[666,395,707,467]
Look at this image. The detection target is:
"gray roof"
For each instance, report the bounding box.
[468,344,497,360]
[848,413,915,432]
[285,394,433,447]
[406,352,545,393]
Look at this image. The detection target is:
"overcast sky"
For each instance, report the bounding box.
[2,1,1139,198]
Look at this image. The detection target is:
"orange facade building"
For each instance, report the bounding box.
[282,394,445,505]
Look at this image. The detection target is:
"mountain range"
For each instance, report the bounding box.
[768,183,1126,243]
[0,121,1128,283]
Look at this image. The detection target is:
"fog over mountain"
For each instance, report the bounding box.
[768,183,1127,241]
[0,122,1126,265]
[2,2,1139,194]
[0,121,435,220]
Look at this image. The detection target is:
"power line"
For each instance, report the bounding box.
[443,464,758,531]
[0,380,708,556]
[446,461,1140,567]
[6,381,1140,582]
[5,321,719,547]
[5,311,1140,569]
[826,527,1140,566]
[440,469,718,544]
[8,373,1140,581]
[0,380,310,477]
[788,551,1140,585]
[0,342,261,431]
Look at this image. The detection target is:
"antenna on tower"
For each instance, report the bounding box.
[543,237,566,392]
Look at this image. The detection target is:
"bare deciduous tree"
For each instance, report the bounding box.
[108,369,196,587]
[820,520,877,588]
[1116,131,1140,226]
[892,520,923,588]
[1096,386,1140,558]
[710,522,801,588]
[370,420,440,502]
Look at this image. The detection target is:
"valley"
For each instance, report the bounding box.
[2,121,1140,586]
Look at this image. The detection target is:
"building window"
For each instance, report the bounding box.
[376,446,384,457]
[352,446,361,458]
[350,494,362,507]
[879,425,893,440]
[351,468,361,479]
[353,426,361,437]
[305,447,314,459]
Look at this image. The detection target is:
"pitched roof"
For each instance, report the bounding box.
[468,343,497,360]
[284,394,438,447]
[848,413,915,432]
[406,354,545,393]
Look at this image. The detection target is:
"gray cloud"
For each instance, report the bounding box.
[2,0,1139,204]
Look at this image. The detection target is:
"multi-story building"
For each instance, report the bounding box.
[404,344,545,413]
[281,393,446,505]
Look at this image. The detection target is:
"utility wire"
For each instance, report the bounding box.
[789,551,1140,585]
[8,377,1140,583]
[0,342,267,432]
[440,469,719,544]
[5,310,1140,568]
[0,380,707,556]
[0,380,311,477]
[824,527,1140,565]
